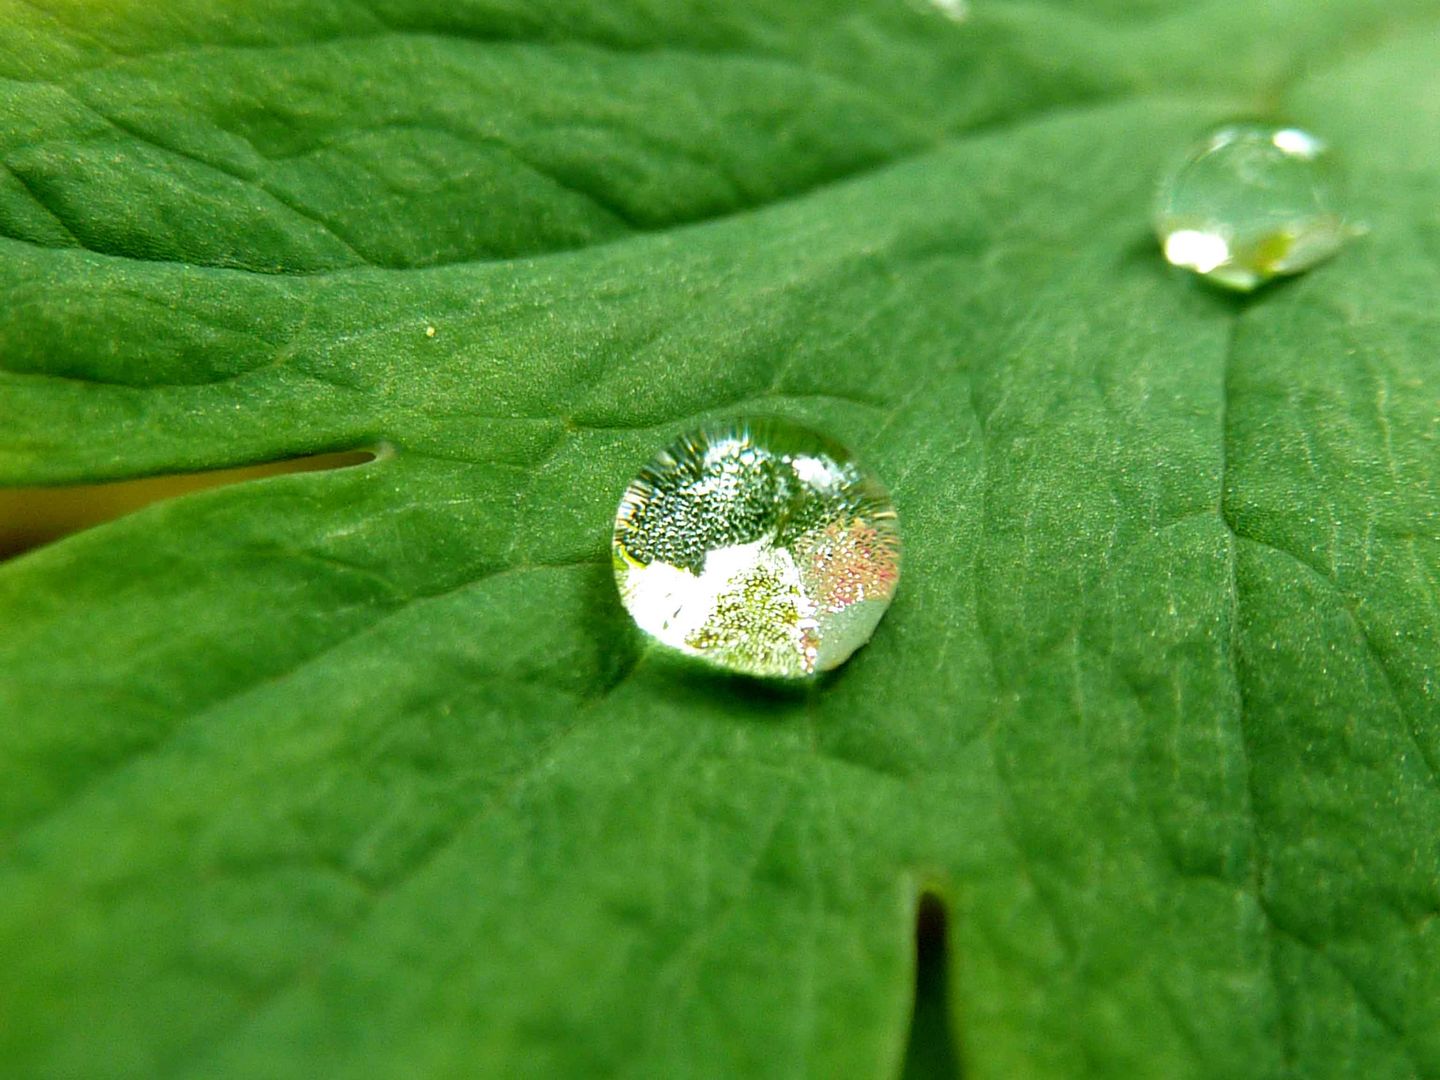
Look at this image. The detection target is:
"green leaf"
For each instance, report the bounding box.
[2,1,1439,1077]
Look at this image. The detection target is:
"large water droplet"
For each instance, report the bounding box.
[613,419,901,679]
[1155,123,1352,291]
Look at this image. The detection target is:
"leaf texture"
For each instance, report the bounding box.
[1,1,1438,1077]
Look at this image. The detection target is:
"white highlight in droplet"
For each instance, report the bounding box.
[1271,128,1324,159]
[790,455,841,491]
[1163,230,1230,274]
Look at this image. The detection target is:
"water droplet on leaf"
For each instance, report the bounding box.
[613,420,901,679]
[1155,123,1352,291]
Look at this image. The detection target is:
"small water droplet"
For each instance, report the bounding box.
[613,419,901,679]
[1154,123,1352,291]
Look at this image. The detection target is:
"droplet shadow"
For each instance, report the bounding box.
[638,649,820,717]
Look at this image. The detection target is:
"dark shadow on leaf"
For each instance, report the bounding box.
[582,562,651,697]
[638,649,814,717]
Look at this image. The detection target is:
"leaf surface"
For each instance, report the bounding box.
[2,1,1439,1077]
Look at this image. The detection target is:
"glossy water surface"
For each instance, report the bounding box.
[613,420,901,679]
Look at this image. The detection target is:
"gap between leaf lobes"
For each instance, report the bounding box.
[0,448,378,562]
[901,891,963,1079]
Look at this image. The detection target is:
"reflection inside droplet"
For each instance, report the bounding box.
[612,419,901,679]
